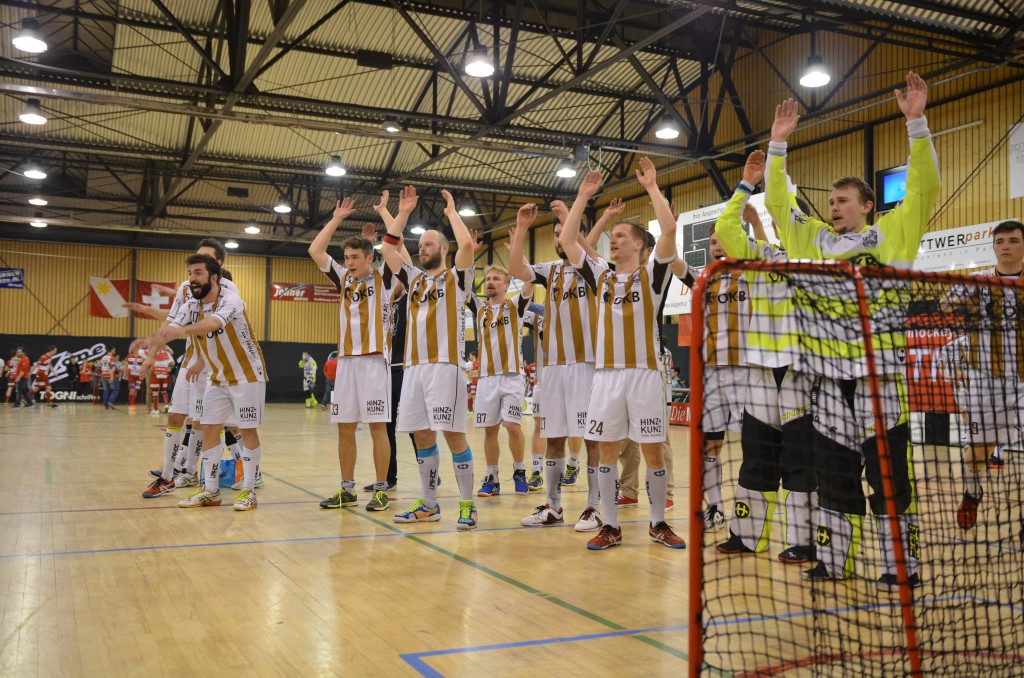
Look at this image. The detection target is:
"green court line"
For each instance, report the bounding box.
[44,458,52,485]
[263,471,690,663]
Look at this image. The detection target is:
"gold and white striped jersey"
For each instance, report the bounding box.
[528,259,598,367]
[467,292,532,377]
[574,253,674,371]
[321,257,396,358]
[168,278,239,370]
[703,272,749,367]
[170,285,267,386]
[954,269,1024,377]
[397,262,475,367]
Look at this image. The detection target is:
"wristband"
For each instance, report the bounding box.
[382,233,401,246]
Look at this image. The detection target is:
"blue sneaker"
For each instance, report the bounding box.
[477,476,500,497]
[457,500,478,530]
[393,498,441,523]
[561,465,580,485]
[513,470,529,494]
[527,471,544,492]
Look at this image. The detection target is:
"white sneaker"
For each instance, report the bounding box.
[231,470,264,490]
[173,472,199,488]
[177,489,222,508]
[234,489,257,511]
[703,505,725,531]
[574,506,603,532]
[521,504,564,527]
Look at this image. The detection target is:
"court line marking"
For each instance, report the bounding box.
[44,458,51,485]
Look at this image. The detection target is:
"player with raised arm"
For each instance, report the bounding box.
[379,187,479,529]
[764,72,939,587]
[309,198,403,513]
[27,346,58,408]
[560,161,686,550]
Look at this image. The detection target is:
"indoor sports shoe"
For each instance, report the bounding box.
[512,469,529,494]
[319,488,358,509]
[233,489,257,511]
[393,498,441,523]
[561,465,580,485]
[456,500,478,530]
[778,544,816,564]
[586,525,623,550]
[956,490,982,530]
[174,472,199,488]
[876,572,923,592]
[703,505,726,531]
[649,521,686,549]
[575,506,603,532]
[477,476,500,497]
[366,490,390,512]
[665,499,675,512]
[177,488,222,508]
[521,504,564,526]
[363,482,398,492]
[615,495,639,508]
[231,470,265,491]
[141,477,175,499]
[527,471,544,492]
[987,455,1005,470]
[801,562,844,582]
[716,532,754,555]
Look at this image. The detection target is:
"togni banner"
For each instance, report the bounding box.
[270,282,340,303]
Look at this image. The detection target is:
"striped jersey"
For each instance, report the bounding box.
[168,278,239,370]
[528,260,598,367]
[170,285,268,386]
[941,335,969,390]
[126,354,144,377]
[33,353,52,377]
[100,354,115,378]
[575,253,674,371]
[321,258,396,358]
[703,272,749,367]
[396,263,474,368]
[953,269,1024,377]
[467,292,532,376]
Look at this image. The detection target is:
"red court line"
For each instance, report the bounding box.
[736,648,1024,676]
[0,499,318,516]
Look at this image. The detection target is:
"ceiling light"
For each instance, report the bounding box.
[410,225,426,235]
[28,197,47,206]
[799,54,830,88]
[12,19,47,54]
[273,197,292,213]
[244,225,260,234]
[19,98,46,125]
[325,155,346,177]
[464,46,494,78]
[654,115,681,140]
[29,212,46,228]
[224,240,239,249]
[555,159,577,179]
[457,201,475,217]
[382,116,401,133]
[24,165,47,180]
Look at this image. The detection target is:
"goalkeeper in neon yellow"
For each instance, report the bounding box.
[764,72,940,588]
[299,352,318,408]
[712,150,817,565]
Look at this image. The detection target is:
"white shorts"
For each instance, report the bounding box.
[331,355,391,424]
[201,382,266,429]
[586,368,667,443]
[811,373,906,451]
[963,373,1023,448]
[397,363,467,433]
[538,362,594,439]
[473,373,526,427]
[190,375,207,421]
[743,366,810,430]
[531,384,541,416]
[703,365,747,435]
[168,373,191,415]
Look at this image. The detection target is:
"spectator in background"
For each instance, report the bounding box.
[299,352,318,408]
[78,358,91,401]
[67,356,80,399]
[322,351,338,412]
[90,360,101,403]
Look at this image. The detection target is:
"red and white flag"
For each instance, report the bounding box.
[135,280,178,311]
[89,277,130,318]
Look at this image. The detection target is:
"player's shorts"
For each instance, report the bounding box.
[473,373,526,427]
[397,362,467,433]
[150,376,169,390]
[127,376,142,390]
[168,373,192,415]
[33,375,49,388]
[331,355,390,424]
[201,381,265,429]
[538,362,594,439]
[190,375,208,422]
[743,366,810,431]
[703,365,747,435]
[963,372,1023,448]
[585,368,667,443]
[811,373,907,452]
[303,377,315,391]
[530,384,541,417]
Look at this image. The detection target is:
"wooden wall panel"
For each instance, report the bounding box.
[268,257,337,344]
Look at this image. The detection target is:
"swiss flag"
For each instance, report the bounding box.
[89,277,131,317]
[135,280,178,313]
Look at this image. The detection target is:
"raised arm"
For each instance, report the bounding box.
[635,157,677,262]
[589,198,623,248]
[378,187,417,274]
[558,171,603,265]
[309,197,355,269]
[442,189,475,269]
[508,206,536,282]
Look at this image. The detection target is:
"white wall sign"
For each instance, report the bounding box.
[913,221,1006,272]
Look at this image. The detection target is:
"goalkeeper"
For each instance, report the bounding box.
[299,352,318,408]
[764,71,940,589]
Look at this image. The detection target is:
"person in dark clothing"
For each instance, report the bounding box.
[67,357,81,397]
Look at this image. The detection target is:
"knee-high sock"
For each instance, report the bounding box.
[224,428,243,461]
[783,489,816,549]
[546,457,565,511]
[647,465,668,526]
[174,425,192,471]
[184,430,203,475]
[161,426,184,481]
[201,443,223,493]
[241,445,262,492]
[703,455,723,509]
[816,507,863,579]
[415,445,440,506]
[731,485,776,553]
[452,448,474,501]
[586,466,600,509]
[598,464,620,528]
[877,514,920,578]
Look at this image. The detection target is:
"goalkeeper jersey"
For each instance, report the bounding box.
[765,117,941,379]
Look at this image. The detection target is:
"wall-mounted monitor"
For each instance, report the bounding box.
[875,164,908,213]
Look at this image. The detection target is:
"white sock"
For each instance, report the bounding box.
[993,446,1003,460]
[586,466,600,509]
[487,464,499,481]
[598,464,619,528]
[162,426,184,481]
[546,457,565,510]
[242,445,262,491]
[513,461,525,472]
[965,464,983,497]
[224,429,243,460]
[416,446,440,506]
[568,453,581,468]
[647,465,668,525]
[531,454,543,473]
[201,444,222,493]
[185,430,203,475]
[173,426,191,471]
[703,455,722,509]
[453,448,475,501]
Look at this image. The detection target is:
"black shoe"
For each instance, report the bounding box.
[47,403,57,408]
[363,482,397,492]
[778,544,816,564]
[876,572,923,592]
[801,562,843,582]
[716,532,754,555]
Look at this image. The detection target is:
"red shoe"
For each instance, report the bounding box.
[956,491,981,530]
[615,495,639,508]
[987,455,1005,470]
[665,499,674,512]
[141,477,175,499]
[586,525,623,550]
[649,521,686,549]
